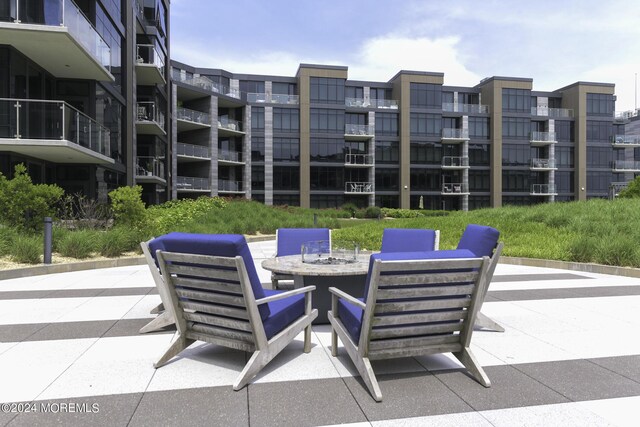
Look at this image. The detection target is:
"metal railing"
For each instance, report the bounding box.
[442,103,489,114]
[345,98,398,109]
[530,158,556,169]
[176,176,210,190]
[442,183,469,194]
[3,0,111,71]
[345,124,374,136]
[0,98,110,157]
[218,150,243,163]
[442,128,469,139]
[612,135,640,145]
[136,101,165,128]
[345,153,374,166]
[530,131,556,142]
[610,182,628,199]
[171,69,240,99]
[530,106,573,118]
[176,107,210,125]
[136,156,164,178]
[442,156,469,168]
[612,160,640,171]
[218,180,244,192]
[345,182,374,193]
[247,93,299,104]
[531,184,557,194]
[217,117,243,132]
[177,142,210,159]
[614,110,638,121]
[136,44,165,71]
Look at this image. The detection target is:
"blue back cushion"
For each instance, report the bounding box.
[148,233,270,320]
[277,228,330,257]
[381,228,436,253]
[456,224,500,257]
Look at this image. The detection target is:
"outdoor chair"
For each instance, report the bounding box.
[328,250,492,401]
[139,238,173,334]
[152,233,318,390]
[456,224,504,332]
[272,228,331,289]
[380,228,440,253]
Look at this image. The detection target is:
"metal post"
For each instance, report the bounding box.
[43,217,53,264]
[313,214,317,226]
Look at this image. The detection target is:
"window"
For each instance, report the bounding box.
[410,83,442,108]
[345,86,364,99]
[310,109,344,132]
[587,171,612,192]
[410,141,442,164]
[240,80,265,94]
[273,137,299,161]
[556,171,574,193]
[587,93,614,117]
[273,194,299,206]
[310,77,345,104]
[310,195,345,209]
[469,144,490,166]
[346,113,366,125]
[469,170,490,191]
[555,120,574,142]
[410,113,441,136]
[375,195,399,208]
[272,82,296,95]
[375,113,398,135]
[251,137,265,161]
[469,117,489,139]
[252,107,264,130]
[502,117,531,139]
[370,87,392,101]
[273,108,299,132]
[310,167,343,190]
[556,146,574,167]
[410,169,441,190]
[251,166,264,190]
[310,138,344,162]
[375,169,399,190]
[502,88,531,113]
[587,146,612,168]
[274,166,299,190]
[502,144,531,166]
[502,170,532,192]
[375,141,399,163]
[586,121,612,142]
[458,92,480,105]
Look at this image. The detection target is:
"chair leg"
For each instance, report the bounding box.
[154,334,195,368]
[331,327,338,357]
[233,350,268,391]
[454,347,491,388]
[139,311,174,334]
[304,323,312,353]
[474,312,505,333]
[355,357,383,402]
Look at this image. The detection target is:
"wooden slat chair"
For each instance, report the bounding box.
[328,250,492,402]
[271,228,331,289]
[153,233,318,390]
[139,238,174,334]
[456,224,505,332]
[381,228,440,253]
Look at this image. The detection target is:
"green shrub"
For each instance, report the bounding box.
[381,208,424,218]
[146,196,227,235]
[58,230,97,259]
[354,209,366,219]
[11,235,41,264]
[617,176,640,198]
[364,206,382,219]
[97,228,131,257]
[341,203,358,218]
[0,227,19,256]
[108,186,146,227]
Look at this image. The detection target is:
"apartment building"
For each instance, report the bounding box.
[0,0,170,205]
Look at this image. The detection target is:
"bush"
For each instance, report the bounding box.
[108,186,146,227]
[617,176,640,198]
[58,193,112,229]
[0,227,19,256]
[341,203,358,218]
[11,235,41,264]
[381,208,424,218]
[364,206,382,219]
[146,196,227,235]
[57,230,97,259]
[97,228,131,257]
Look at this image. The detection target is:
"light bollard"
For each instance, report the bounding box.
[43,217,52,264]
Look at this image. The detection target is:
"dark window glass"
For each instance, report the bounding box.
[410,113,441,136]
[346,112,366,125]
[273,166,299,190]
[502,117,531,139]
[469,144,490,166]
[502,144,531,166]
[502,170,532,191]
[587,171,612,192]
[410,169,441,190]
[502,88,531,113]
[251,166,264,190]
[310,138,345,162]
[310,195,345,209]
[240,80,265,94]
[587,146,612,168]
[273,137,300,161]
[458,92,480,104]
[310,77,345,104]
[273,108,299,132]
[273,194,299,206]
[469,170,490,191]
[345,86,364,99]
[272,82,296,95]
[556,171,574,193]
[410,141,442,164]
[251,107,264,130]
[251,137,265,161]
[310,109,344,132]
[586,120,612,142]
[556,146,574,167]
[587,93,614,117]
[310,166,344,190]
[468,196,490,210]
[375,168,399,190]
[469,117,489,139]
[375,112,398,135]
[370,88,392,100]
[555,120,574,142]
[410,83,442,108]
[375,141,399,163]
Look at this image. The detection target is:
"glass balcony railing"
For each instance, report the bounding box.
[345,153,374,166]
[370,98,398,109]
[531,184,557,195]
[177,176,210,191]
[442,156,469,168]
[136,44,165,72]
[345,124,374,136]
[218,180,244,192]
[344,182,374,193]
[136,101,165,128]
[136,156,164,179]
[530,131,556,142]
[217,117,243,132]
[442,103,489,114]
[442,183,469,194]
[171,69,240,99]
[218,150,243,163]
[530,158,556,169]
[177,142,210,159]
[442,128,469,139]
[247,93,299,104]
[614,110,638,121]
[612,160,640,171]
[612,135,640,145]
[344,98,398,109]
[530,107,573,118]
[176,107,210,125]
[2,0,111,71]
[0,98,110,158]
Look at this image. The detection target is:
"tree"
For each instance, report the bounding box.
[617,176,640,198]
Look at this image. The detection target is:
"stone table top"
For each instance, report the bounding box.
[261,253,372,277]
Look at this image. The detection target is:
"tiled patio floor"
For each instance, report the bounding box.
[0,239,639,426]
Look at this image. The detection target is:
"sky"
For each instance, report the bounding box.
[170,0,640,111]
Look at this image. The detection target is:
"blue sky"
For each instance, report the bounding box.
[171,0,640,111]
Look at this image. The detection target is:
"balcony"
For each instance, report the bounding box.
[219,179,245,194]
[176,142,210,161]
[0,0,112,81]
[611,135,640,147]
[247,93,299,105]
[441,128,469,143]
[345,153,374,167]
[610,182,628,199]
[441,183,469,195]
[171,69,241,100]
[530,107,573,118]
[344,98,398,109]
[530,131,557,146]
[442,156,469,169]
[135,44,165,86]
[218,150,244,165]
[530,184,557,196]
[612,160,640,172]
[135,102,166,136]
[135,156,165,184]
[0,98,113,165]
[344,124,374,140]
[614,110,637,122]
[344,182,374,194]
[442,103,489,114]
[176,107,210,132]
[176,176,210,192]
[530,158,557,171]
[218,118,244,137]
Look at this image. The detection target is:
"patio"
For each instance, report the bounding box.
[0,239,639,426]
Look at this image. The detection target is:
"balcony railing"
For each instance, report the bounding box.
[177,176,210,191]
[136,44,165,71]
[218,150,243,163]
[345,153,374,166]
[442,103,489,114]
[530,131,556,143]
[247,93,299,104]
[218,180,244,192]
[177,142,210,159]
[344,98,399,109]
[0,98,110,157]
[530,106,574,118]
[345,182,374,193]
[612,135,640,146]
[531,184,557,195]
[136,156,164,178]
[345,124,374,136]
[136,101,165,127]
[171,69,240,99]
[441,128,469,139]
[530,158,556,169]
[176,107,210,125]
[2,0,111,70]
[218,117,243,132]
[442,156,469,168]
[612,160,640,171]
[442,183,469,194]
[614,110,637,121]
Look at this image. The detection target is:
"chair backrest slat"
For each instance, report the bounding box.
[190,322,254,343]
[376,258,483,272]
[374,297,471,314]
[372,310,467,327]
[181,301,249,320]
[377,284,475,299]
[378,271,478,287]
[176,288,246,307]
[167,264,241,283]
[185,331,255,353]
[369,334,460,352]
[370,322,464,340]
[183,312,252,332]
[173,276,242,294]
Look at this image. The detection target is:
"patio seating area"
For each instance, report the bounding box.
[1,238,640,426]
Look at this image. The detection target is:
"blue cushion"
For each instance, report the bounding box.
[381,228,436,253]
[337,297,364,342]
[148,233,270,321]
[277,228,330,256]
[456,224,500,257]
[262,289,305,340]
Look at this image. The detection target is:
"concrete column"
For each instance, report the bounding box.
[265,81,272,103]
[548,119,555,203]
[461,116,469,211]
[170,83,178,200]
[230,79,240,96]
[363,87,370,107]
[453,91,459,112]
[244,106,252,200]
[210,97,219,195]
[265,106,274,205]
[368,111,376,207]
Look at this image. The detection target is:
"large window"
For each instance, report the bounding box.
[410,83,442,108]
[587,93,614,117]
[240,80,265,94]
[502,144,531,166]
[410,141,442,164]
[587,146,612,168]
[375,113,398,136]
[345,86,364,99]
[273,194,300,206]
[375,169,399,190]
[310,167,343,190]
[502,170,532,192]
[272,82,296,95]
[376,141,399,163]
[410,169,441,190]
[251,107,264,130]
[586,121,612,142]
[555,120,574,142]
[273,137,299,161]
[274,166,299,190]
[469,144,490,166]
[556,146,574,167]
[310,138,344,162]
[502,117,531,139]
[469,117,489,139]
[310,109,344,132]
[556,171,574,193]
[587,171,612,192]
[273,108,299,132]
[410,113,441,137]
[251,136,265,161]
[502,88,531,113]
[251,166,264,190]
[469,170,490,191]
[310,77,345,104]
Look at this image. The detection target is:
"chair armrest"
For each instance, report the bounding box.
[255,286,316,305]
[328,287,366,309]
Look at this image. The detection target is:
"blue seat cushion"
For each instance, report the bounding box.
[277,228,330,256]
[381,228,436,253]
[337,297,364,342]
[262,289,305,340]
[456,224,500,257]
[148,233,270,321]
